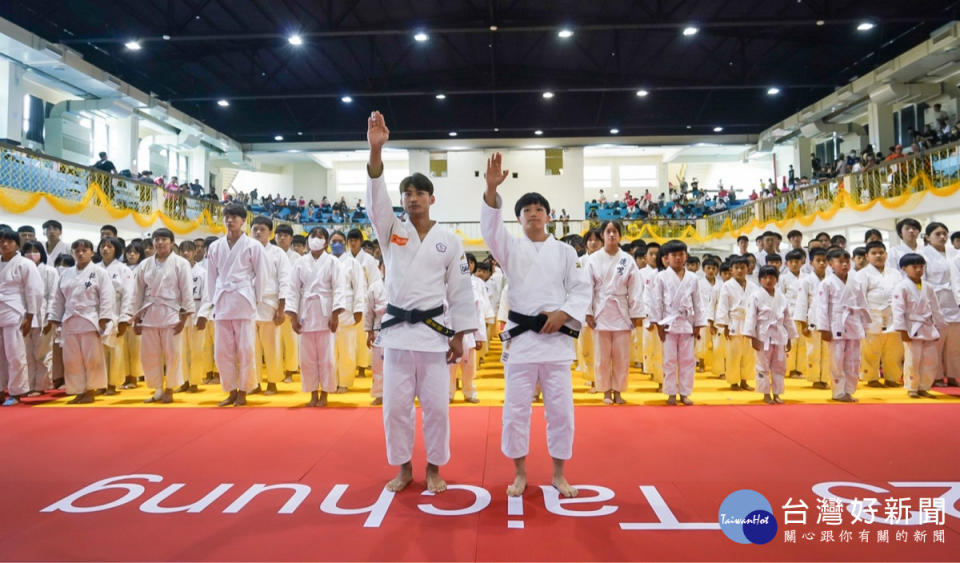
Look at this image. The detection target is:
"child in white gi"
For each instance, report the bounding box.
[715,256,755,391]
[45,240,114,404]
[481,152,591,498]
[921,222,960,387]
[20,241,58,396]
[813,248,871,402]
[365,261,387,405]
[98,237,133,396]
[286,227,347,407]
[179,240,208,393]
[250,216,291,396]
[585,221,642,405]
[132,229,195,404]
[367,111,476,494]
[0,230,41,405]
[711,262,731,378]
[646,240,706,405]
[639,243,663,389]
[858,241,903,387]
[449,272,489,403]
[796,247,830,388]
[745,266,797,404]
[780,249,806,377]
[893,253,945,398]
[698,257,721,374]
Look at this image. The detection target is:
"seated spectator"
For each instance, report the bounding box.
[598,189,607,204]
[749,190,759,201]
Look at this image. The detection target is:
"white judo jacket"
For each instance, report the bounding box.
[922,246,960,324]
[715,278,754,336]
[203,234,266,321]
[645,267,707,335]
[856,264,901,334]
[366,173,476,353]
[586,248,642,331]
[812,273,871,340]
[256,243,292,321]
[132,253,195,328]
[891,278,945,341]
[102,259,134,345]
[794,273,824,329]
[743,287,798,348]
[335,251,366,326]
[49,262,114,332]
[31,263,59,329]
[0,253,41,326]
[286,252,348,333]
[480,194,591,364]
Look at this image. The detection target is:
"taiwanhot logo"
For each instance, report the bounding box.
[718,489,778,545]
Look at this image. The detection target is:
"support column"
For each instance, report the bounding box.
[867,102,895,153]
[793,137,812,180]
[109,116,139,172]
[0,60,26,144]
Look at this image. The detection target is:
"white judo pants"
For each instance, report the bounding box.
[335,320,358,388]
[904,339,938,392]
[280,321,300,374]
[300,330,335,392]
[0,325,29,396]
[215,319,256,392]
[643,326,664,383]
[449,347,477,400]
[502,361,574,460]
[829,339,860,399]
[140,327,184,391]
[370,345,384,398]
[595,330,630,392]
[935,322,960,382]
[182,323,207,386]
[255,320,283,384]
[25,327,52,392]
[382,349,450,466]
[860,332,903,383]
[662,332,696,397]
[755,344,786,395]
[62,331,106,395]
[725,334,754,386]
[355,321,370,370]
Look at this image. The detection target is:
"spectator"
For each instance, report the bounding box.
[92,152,117,174]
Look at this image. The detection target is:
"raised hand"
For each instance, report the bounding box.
[485,152,509,191]
[367,111,390,150]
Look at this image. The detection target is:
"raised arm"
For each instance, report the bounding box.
[365,111,398,244]
[479,152,513,268]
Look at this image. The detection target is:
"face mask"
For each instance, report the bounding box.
[25,252,41,264]
[308,237,326,252]
[330,241,345,256]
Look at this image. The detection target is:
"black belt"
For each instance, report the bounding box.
[500,311,580,342]
[380,304,455,337]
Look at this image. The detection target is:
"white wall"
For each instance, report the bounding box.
[666,158,776,196]
[233,169,293,197]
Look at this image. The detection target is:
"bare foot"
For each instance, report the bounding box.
[318,391,328,407]
[425,464,447,493]
[552,475,578,498]
[506,474,527,496]
[386,465,413,492]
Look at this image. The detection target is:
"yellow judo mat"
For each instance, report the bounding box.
[37,338,957,407]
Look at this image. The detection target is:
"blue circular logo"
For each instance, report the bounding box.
[718,489,778,545]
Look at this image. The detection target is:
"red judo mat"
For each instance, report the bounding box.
[0,404,958,562]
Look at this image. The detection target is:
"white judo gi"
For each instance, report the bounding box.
[448,276,489,401]
[480,194,590,461]
[645,268,707,397]
[886,241,922,274]
[812,273,871,399]
[203,234,266,393]
[102,260,134,388]
[585,249,642,393]
[25,262,58,392]
[696,276,719,371]
[280,247,301,375]
[255,243,291,386]
[710,280,726,376]
[778,269,805,375]
[133,253,194,392]
[715,278,756,387]
[183,261,210,386]
[48,263,114,395]
[923,246,960,383]
[795,272,829,385]
[0,253,41,396]
[857,264,903,384]
[743,286,798,395]
[368,172,476,467]
[44,240,70,267]
[334,251,366,389]
[364,277,388,399]
[286,252,348,393]
[352,248,382,371]
[892,278,946,392]
[638,265,663,383]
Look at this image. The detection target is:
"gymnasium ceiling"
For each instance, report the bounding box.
[1,0,957,143]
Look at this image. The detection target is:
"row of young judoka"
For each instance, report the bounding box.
[570,218,958,404]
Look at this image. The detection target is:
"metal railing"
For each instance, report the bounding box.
[847,140,960,204]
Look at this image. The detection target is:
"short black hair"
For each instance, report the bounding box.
[292,234,307,245]
[17,225,35,234]
[329,230,346,242]
[98,237,124,258]
[703,257,721,268]
[815,231,830,241]
[0,229,20,246]
[203,236,219,249]
[896,218,922,237]
[864,228,882,243]
[21,240,47,263]
[809,247,828,259]
[583,229,602,245]
[719,262,731,273]
[71,239,94,251]
[275,224,294,236]
[252,216,273,230]
[830,234,846,244]
[645,241,661,250]
[925,221,948,237]
[125,241,145,263]
[399,172,434,196]
[785,249,806,262]
[787,229,802,239]
[101,224,118,236]
[765,253,782,264]
[598,220,623,237]
[152,228,175,242]
[951,231,960,243]
[742,252,755,261]
[179,240,196,253]
[475,261,492,273]
[514,192,551,218]
[346,228,364,240]
[865,241,886,253]
[54,254,74,268]
[686,255,701,265]
[852,246,867,258]
[736,235,749,243]
[223,202,247,219]
[308,226,330,240]
[729,256,748,267]
[899,252,926,268]
[826,248,849,261]
[42,220,63,231]
[765,231,782,241]
[465,252,477,264]
[758,265,780,280]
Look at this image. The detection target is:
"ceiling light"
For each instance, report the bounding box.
[534,129,543,135]
[816,20,825,26]
[489,25,498,31]
[341,96,353,103]
[216,99,229,107]
[274,135,284,141]
[857,22,874,31]
[435,93,446,100]
[162,34,171,40]
[414,32,429,42]
[494,127,500,132]
[558,29,574,39]
[682,26,698,36]
[713,126,724,132]
[767,87,780,95]
[636,89,649,97]
[449,132,457,137]
[542,91,554,99]
[610,128,619,134]
[298,131,303,136]
[288,34,303,45]
[124,40,142,51]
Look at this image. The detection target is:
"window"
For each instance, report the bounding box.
[619,165,657,189]
[429,152,447,177]
[545,148,564,175]
[584,165,612,190]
